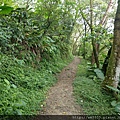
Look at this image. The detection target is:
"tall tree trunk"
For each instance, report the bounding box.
[90,0,99,68]
[102,0,120,96]
[91,43,100,65]
[83,21,87,59]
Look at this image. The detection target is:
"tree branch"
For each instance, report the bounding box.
[99,0,114,25]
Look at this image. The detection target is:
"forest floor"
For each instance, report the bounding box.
[40,56,84,115]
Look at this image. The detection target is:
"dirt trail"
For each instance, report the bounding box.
[40,56,83,115]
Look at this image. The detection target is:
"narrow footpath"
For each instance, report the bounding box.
[40,56,84,115]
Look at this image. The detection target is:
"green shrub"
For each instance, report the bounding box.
[0,54,73,115]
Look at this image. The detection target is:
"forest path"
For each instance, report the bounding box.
[40,56,83,115]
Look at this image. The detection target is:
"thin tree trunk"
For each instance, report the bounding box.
[90,0,99,68]
[83,21,87,59]
[99,0,113,26]
[72,31,81,55]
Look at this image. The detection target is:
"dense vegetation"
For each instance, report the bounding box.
[0,54,73,115]
[1,0,120,115]
[0,0,74,115]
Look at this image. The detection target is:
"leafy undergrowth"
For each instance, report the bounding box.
[0,54,73,115]
[73,59,116,115]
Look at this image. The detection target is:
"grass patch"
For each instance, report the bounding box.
[73,59,116,115]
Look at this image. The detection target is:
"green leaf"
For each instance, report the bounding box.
[4,79,10,85]
[111,101,117,107]
[11,84,17,88]
[94,69,105,80]
[106,85,120,93]
[115,104,120,113]
[0,5,13,15]
[14,100,26,107]
[16,109,23,115]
